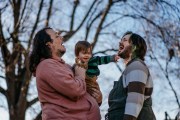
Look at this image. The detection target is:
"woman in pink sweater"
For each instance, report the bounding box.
[29,27,101,120]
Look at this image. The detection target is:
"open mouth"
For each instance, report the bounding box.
[84,58,89,60]
[119,45,124,51]
[83,57,90,61]
[61,42,64,46]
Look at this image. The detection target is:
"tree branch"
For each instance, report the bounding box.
[14,0,28,31]
[91,0,113,49]
[0,86,6,96]
[0,10,10,67]
[93,48,118,56]
[150,43,180,108]
[86,0,103,25]
[0,75,5,79]
[12,0,22,39]
[34,111,42,120]
[159,0,180,20]
[70,0,79,31]
[101,16,124,29]
[84,0,103,40]
[75,0,97,32]
[27,97,39,108]
[63,0,97,42]
[122,14,169,49]
[27,0,44,52]
[45,0,54,27]
[85,10,103,41]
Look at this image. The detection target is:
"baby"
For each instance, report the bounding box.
[74,41,119,105]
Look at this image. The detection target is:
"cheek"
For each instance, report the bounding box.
[125,45,132,52]
[77,55,83,59]
[51,45,56,50]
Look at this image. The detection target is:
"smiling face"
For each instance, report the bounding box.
[46,29,66,57]
[77,48,92,63]
[118,33,132,59]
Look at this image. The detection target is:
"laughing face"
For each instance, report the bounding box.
[46,29,66,57]
[77,48,92,63]
[118,34,132,59]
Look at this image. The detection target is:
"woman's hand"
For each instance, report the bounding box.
[91,88,102,105]
[74,65,86,79]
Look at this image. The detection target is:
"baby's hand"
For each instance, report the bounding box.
[75,58,88,69]
[74,65,86,79]
[114,55,120,62]
[75,58,81,64]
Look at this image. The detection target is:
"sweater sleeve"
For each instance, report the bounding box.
[124,61,148,120]
[37,59,86,101]
[91,55,115,65]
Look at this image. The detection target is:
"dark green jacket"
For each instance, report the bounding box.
[86,55,115,77]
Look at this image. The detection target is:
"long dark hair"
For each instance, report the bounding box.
[123,31,147,61]
[29,27,52,73]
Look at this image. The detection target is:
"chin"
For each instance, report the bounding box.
[84,61,89,63]
[118,51,122,56]
[58,50,66,57]
[80,60,86,63]
[118,52,126,59]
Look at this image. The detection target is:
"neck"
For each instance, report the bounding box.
[52,53,61,60]
[123,54,132,65]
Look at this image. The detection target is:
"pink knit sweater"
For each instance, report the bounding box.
[36,58,101,120]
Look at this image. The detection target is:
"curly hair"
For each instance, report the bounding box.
[122,31,147,61]
[29,27,52,73]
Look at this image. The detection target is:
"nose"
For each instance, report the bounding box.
[59,35,64,41]
[85,53,91,58]
[119,41,122,46]
[85,53,89,56]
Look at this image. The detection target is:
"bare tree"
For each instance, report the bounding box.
[0,0,119,119]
